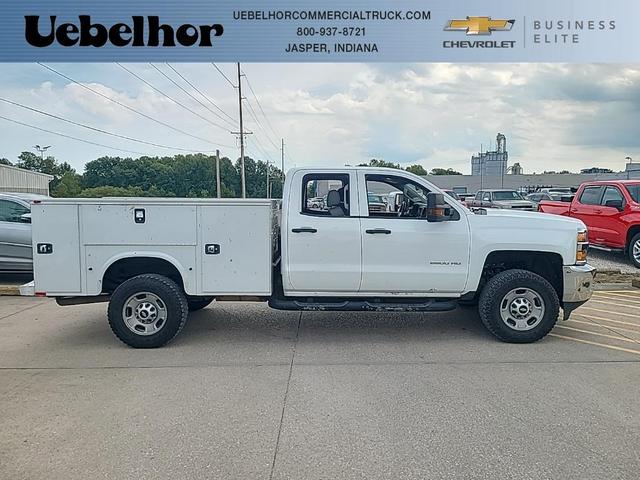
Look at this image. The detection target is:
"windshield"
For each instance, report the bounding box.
[493,191,524,201]
[626,184,640,203]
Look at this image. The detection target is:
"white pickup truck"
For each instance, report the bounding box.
[29,167,595,348]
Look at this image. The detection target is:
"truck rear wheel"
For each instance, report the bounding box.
[629,232,640,268]
[108,274,188,348]
[478,269,559,343]
[187,296,215,311]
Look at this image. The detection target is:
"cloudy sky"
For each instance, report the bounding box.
[0,63,638,174]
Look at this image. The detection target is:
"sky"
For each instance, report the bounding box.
[0,63,639,175]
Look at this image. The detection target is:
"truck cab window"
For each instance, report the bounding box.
[366,174,445,219]
[0,199,29,223]
[302,174,350,216]
[601,186,624,206]
[579,186,604,205]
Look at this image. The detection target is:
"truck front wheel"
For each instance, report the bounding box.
[108,274,189,348]
[478,269,560,343]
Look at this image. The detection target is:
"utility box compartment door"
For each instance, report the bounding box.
[199,205,272,295]
[80,204,197,246]
[31,204,82,294]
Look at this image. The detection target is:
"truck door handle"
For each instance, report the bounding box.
[365,228,391,235]
[292,227,317,233]
[594,209,603,214]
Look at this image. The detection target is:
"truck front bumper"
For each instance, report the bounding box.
[562,264,596,319]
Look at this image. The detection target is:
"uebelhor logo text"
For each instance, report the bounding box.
[24,16,224,48]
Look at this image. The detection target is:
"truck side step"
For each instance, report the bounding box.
[268,297,458,312]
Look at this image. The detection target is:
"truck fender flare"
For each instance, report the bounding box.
[97,251,192,293]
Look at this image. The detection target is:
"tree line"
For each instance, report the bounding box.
[1,151,284,198]
[358,159,462,176]
[0,152,462,199]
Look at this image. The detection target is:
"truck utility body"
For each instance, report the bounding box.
[31,167,595,348]
[539,180,640,268]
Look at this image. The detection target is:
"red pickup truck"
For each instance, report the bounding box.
[538,181,640,268]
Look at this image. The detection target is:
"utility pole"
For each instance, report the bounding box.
[480,143,484,191]
[215,149,221,198]
[281,138,285,178]
[266,157,270,198]
[237,63,246,198]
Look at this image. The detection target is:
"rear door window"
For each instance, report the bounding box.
[578,186,604,205]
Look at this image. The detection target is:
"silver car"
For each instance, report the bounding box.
[0,192,49,272]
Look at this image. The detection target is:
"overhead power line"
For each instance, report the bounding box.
[242,72,281,142]
[38,63,218,147]
[211,63,236,88]
[0,97,231,152]
[0,114,149,156]
[116,63,233,135]
[244,99,280,151]
[149,63,233,130]
[165,63,237,125]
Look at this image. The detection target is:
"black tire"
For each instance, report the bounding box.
[108,274,188,348]
[187,296,215,311]
[628,233,640,269]
[478,269,560,343]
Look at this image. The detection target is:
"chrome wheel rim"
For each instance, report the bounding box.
[633,239,640,263]
[499,287,545,331]
[122,292,167,336]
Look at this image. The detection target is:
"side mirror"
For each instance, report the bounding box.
[426,192,450,222]
[20,213,31,224]
[604,199,624,211]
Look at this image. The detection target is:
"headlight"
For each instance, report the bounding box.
[576,230,588,264]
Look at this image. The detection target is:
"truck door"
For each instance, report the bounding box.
[571,186,605,244]
[358,172,470,294]
[284,171,362,293]
[597,185,627,248]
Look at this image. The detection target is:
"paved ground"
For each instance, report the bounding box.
[1,293,639,479]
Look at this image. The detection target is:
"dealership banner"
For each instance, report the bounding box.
[0,0,636,62]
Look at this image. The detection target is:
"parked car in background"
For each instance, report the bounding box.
[526,192,573,206]
[539,181,640,268]
[468,190,536,211]
[0,192,49,272]
[538,187,575,196]
[367,192,388,212]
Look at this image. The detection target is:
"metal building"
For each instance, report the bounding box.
[0,164,53,195]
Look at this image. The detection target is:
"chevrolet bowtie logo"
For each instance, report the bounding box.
[444,17,515,35]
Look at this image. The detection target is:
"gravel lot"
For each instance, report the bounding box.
[589,249,639,273]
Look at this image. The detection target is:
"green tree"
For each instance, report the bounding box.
[52,172,82,197]
[78,185,149,197]
[0,158,11,166]
[358,158,401,169]
[405,164,428,175]
[15,151,73,178]
[430,168,462,175]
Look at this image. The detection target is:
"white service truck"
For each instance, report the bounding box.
[29,167,595,348]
